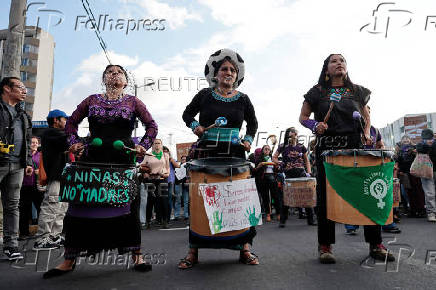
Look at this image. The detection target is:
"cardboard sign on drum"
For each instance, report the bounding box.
[198,178,262,234]
[283,177,317,208]
[59,162,137,207]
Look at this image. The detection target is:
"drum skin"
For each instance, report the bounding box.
[189,170,251,237]
[324,152,394,225]
[283,177,317,208]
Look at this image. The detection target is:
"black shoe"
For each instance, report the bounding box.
[278,223,285,228]
[3,247,23,260]
[345,229,357,235]
[43,262,76,279]
[307,216,317,226]
[33,237,59,250]
[18,235,30,241]
[133,263,152,272]
[382,227,401,234]
[50,235,65,246]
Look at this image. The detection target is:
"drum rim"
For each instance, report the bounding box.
[187,157,251,169]
[71,161,136,169]
[321,149,394,159]
[284,177,316,182]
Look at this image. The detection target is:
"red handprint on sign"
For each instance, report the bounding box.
[205,185,219,207]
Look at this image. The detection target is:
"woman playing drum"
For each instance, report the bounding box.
[178,48,259,269]
[299,54,394,264]
[43,65,158,278]
[272,127,316,227]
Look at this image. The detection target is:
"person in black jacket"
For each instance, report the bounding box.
[416,129,436,222]
[395,135,426,218]
[33,110,69,250]
[0,77,32,260]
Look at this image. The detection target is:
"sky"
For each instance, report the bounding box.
[1,0,436,154]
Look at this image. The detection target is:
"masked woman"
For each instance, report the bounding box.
[43,65,158,278]
[179,49,259,269]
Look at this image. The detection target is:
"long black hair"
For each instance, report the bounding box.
[283,127,298,146]
[260,145,272,160]
[317,54,354,90]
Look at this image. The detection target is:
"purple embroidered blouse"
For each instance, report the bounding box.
[64,94,158,218]
[65,94,158,150]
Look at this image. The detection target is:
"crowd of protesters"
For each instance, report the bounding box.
[1,52,436,277]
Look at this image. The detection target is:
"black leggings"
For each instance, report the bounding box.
[257,174,281,215]
[19,185,44,235]
[145,179,169,223]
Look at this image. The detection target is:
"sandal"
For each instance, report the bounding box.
[178,253,198,269]
[239,250,259,265]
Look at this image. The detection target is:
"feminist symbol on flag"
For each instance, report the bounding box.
[370,179,387,208]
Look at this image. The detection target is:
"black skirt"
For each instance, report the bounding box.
[63,197,141,259]
[189,227,256,250]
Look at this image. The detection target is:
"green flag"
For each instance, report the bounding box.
[323,162,394,225]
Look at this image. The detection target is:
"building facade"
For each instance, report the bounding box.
[379,113,436,148]
[0,26,55,122]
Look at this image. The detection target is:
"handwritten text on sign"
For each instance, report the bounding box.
[59,164,137,206]
[199,178,262,234]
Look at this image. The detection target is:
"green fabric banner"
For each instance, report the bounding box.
[323,162,395,225]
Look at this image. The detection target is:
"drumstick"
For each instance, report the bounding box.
[205,117,228,130]
[323,92,342,123]
[323,102,334,123]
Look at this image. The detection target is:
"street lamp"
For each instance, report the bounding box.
[134,80,155,97]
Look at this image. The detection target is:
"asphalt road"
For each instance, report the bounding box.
[1,215,436,290]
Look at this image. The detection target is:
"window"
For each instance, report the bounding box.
[27,88,35,96]
[21,58,37,67]
[20,71,27,81]
[23,44,30,53]
[22,44,38,54]
[27,73,36,82]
